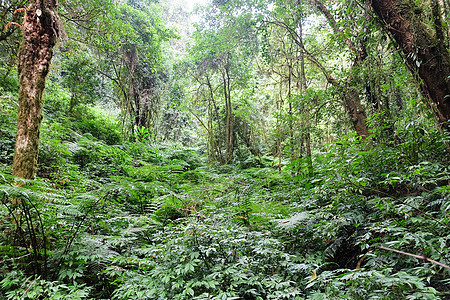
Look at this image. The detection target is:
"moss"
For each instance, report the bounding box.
[12,3,58,179]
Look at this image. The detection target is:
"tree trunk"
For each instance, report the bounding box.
[223,58,234,164]
[206,75,224,164]
[371,0,450,131]
[305,132,312,175]
[126,45,143,128]
[343,87,370,137]
[296,14,314,174]
[13,0,59,179]
[277,79,284,172]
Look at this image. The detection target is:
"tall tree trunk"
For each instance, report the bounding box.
[371,0,450,131]
[126,45,144,128]
[206,75,224,164]
[207,98,216,163]
[288,63,293,160]
[297,15,313,174]
[276,79,284,172]
[223,59,234,164]
[305,132,312,175]
[13,0,59,179]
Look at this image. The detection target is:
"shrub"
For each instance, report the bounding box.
[71,106,121,145]
[109,215,305,300]
[71,139,131,179]
[0,93,17,165]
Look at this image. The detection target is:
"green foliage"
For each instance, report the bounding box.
[71,106,121,145]
[122,141,163,163]
[2,0,450,299]
[307,268,440,299]
[110,216,304,300]
[125,164,184,182]
[43,79,71,121]
[2,112,450,299]
[0,92,17,165]
[135,126,152,142]
[71,139,131,178]
[38,137,72,176]
[59,46,103,112]
[0,69,19,92]
[1,271,92,300]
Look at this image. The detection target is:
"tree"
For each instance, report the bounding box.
[371,0,450,131]
[187,1,259,164]
[11,0,174,178]
[73,0,177,138]
[115,2,176,134]
[274,0,371,137]
[261,0,315,171]
[12,0,60,179]
[59,45,102,114]
[307,0,371,138]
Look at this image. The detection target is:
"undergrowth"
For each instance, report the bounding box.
[0,108,449,299]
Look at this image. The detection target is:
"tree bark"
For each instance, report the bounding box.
[13,0,59,179]
[206,75,224,164]
[297,14,313,174]
[371,0,450,131]
[223,56,234,164]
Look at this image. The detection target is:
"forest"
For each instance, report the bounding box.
[1,0,450,298]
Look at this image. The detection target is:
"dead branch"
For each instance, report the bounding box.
[379,245,450,270]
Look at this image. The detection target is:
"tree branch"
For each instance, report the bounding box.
[379,245,450,270]
[306,0,356,52]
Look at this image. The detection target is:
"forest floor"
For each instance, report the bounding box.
[0,104,450,299]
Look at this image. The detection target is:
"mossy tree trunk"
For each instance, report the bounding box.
[371,0,450,131]
[12,0,59,179]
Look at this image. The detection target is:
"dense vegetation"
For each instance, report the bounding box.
[1,0,450,299]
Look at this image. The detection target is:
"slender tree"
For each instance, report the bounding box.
[306,0,371,137]
[187,1,258,164]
